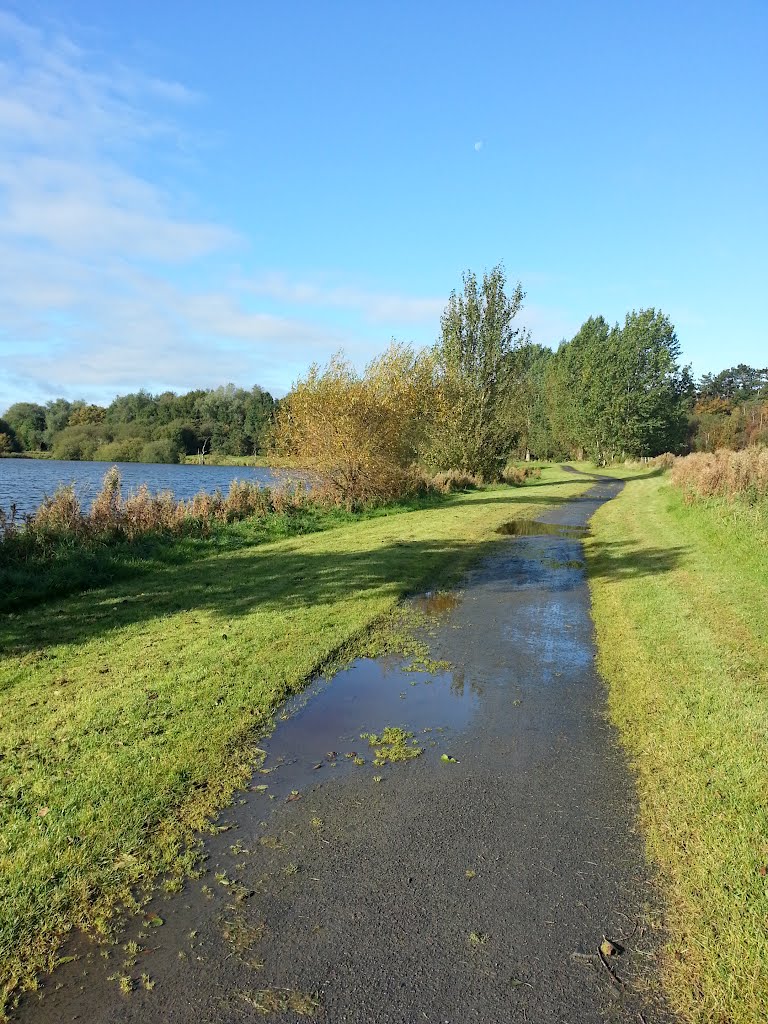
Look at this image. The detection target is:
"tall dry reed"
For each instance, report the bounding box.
[671,447,768,503]
[0,467,315,560]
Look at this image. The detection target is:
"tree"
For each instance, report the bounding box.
[549,310,691,463]
[0,417,19,454]
[698,364,768,403]
[68,404,106,426]
[429,265,528,478]
[501,343,559,460]
[275,344,434,505]
[3,402,47,451]
[44,399,76,448]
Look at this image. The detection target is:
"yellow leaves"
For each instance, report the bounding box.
[275,345,436,503]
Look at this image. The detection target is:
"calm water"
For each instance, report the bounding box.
[0,459,296,517]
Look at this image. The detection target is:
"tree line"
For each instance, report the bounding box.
[0,385,275,463]
[2,267,765,477]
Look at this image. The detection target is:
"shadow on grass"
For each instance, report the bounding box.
[562,464,667,482]
[0,494,449,616]
[0,522,688,656]
[585,537,688,580]
[0,486,593,615]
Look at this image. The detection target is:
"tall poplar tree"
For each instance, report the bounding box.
[430,265,528,478]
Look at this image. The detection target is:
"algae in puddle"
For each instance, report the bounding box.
[361,726,423,766]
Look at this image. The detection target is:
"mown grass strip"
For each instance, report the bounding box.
[0,467,591,1013]
[585,471,768,1024]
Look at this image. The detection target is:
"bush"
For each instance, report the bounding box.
[139,439,181,464]
[93,438,145,462]
[51,424,105,461]
[501,464,542,486]
[428,469,482,493]
[275,346,435,506]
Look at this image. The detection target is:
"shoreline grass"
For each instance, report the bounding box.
[0,466,593,1014]
[585,471,768,1023]
[0,488,448,613]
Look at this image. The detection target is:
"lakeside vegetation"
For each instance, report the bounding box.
[0,466,594,1015]
[0,465,486,613]
[586,467,768,1024]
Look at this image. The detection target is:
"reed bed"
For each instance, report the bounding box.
[0,466,490,570]
[0,467,319,562]
[671,446,768,504]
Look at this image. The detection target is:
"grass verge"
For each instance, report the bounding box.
[585,471,768,1024]
[0,466,592,1013]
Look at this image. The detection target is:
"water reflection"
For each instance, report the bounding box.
[496,519,589,538]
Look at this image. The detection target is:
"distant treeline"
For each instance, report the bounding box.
[0,385,275,463]
[1,274,766,469]
[690,364,768,451]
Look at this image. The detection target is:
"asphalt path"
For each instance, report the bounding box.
[19,473,671,1024]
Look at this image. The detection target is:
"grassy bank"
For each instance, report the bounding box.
[0,490,446,613]
[0,466,592,1013]
[0,451,53,459]
[585,471,768,1023]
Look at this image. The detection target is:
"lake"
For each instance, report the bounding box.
[0,459,297,517]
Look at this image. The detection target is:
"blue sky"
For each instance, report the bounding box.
[1,0,765,410]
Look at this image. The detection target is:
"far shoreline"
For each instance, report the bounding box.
[0,451,301,468]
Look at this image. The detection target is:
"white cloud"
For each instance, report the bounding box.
[0,12,567,413]
[250,273,444,325]
[474,140,483,152]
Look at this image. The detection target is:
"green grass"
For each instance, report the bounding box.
[0,492,446,613]
[0,466,592,1013]
[585,471,768,1024]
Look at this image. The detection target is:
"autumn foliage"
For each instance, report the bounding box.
[274,344,438,505]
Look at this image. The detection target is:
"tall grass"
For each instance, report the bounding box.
[671,446,768,503]
[0,467,315,557]
[501,464,542,486]
[0,465,490,562]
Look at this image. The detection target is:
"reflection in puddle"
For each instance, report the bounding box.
[262,655,478,795]
[496,519,589,538]
[412,590,462,615]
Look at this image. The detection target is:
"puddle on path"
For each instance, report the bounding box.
[412,589,462,615]
[17,638,478,1022]
[254,653,479,802]
[496,518,589,538]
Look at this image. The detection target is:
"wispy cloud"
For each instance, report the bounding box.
[0,11,565,412]
[250,273,445,325]
[0,12,359,407]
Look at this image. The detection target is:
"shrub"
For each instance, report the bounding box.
[274,345,436,507]
[428,469,482,493]
[501,464,542,486]
[139,439,181,464]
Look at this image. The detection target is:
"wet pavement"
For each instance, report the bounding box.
[17,473,671,1024]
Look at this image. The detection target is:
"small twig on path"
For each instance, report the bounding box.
[598,947,625,988]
